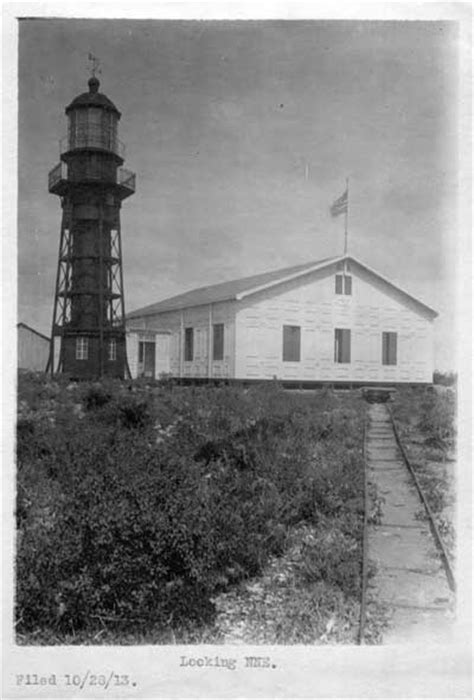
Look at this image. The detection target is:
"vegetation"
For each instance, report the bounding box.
[391,385,456,559]
[433,370,457,387]
[391,385,456,454]
[16,373,368,644]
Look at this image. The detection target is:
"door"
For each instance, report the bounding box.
[138,341,156,378]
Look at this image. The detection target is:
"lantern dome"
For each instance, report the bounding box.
[62,77,124,158]
[65,77,121,117]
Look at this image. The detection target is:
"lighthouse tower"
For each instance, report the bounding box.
[46,75,135,379]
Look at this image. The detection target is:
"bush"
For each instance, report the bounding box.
[17,429,216,631]
[82,383,113,410]
[392,386,456,450]
[16,380,365,637]
[416,388,456,448]
[433,370,457,387]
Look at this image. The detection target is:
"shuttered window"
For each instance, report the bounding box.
[382,332,397,365]
[108,339,117,361]
[334,328,351,363]
[184,328,194,361]
[335,274,352,295]
[213,323,224,361]
[76,337,89,360]
[283,325,301,362]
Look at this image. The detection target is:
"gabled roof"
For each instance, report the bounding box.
[127,256,338,318]
[127,254,437,319]
[17,322,50,342]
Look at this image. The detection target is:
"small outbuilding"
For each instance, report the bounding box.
[126,254,437,385]
[17,323,50,372]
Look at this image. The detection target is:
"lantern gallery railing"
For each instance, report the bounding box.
[48,162,67,190]
[117,168,136,192]
[48,162,136,194]
[59,129,126,159]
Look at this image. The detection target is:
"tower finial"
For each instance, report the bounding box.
[88,53,101,77]
[87,53,101,93]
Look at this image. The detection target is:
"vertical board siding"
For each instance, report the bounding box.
[126,330,170,379]
[18,327,50,371]
[126,332,139,378]
[155,335,171,376]
[127,261,435,383]
[127,302,235,379]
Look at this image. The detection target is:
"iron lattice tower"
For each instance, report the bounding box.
[45,76,135,379]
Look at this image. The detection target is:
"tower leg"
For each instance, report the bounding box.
[110,216,131,380]
[45,201,72,375]
[98,203,105,378]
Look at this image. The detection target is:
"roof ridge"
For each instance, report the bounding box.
[127,254,437,319]
[17,322,50,341]
[127,256,341,318]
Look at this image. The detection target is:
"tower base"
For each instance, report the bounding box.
[58,333,127,380]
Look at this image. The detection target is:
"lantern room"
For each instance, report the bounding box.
[63,76,123,160]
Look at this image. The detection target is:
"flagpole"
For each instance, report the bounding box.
[344,177,349,255]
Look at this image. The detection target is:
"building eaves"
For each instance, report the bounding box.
[17,322,50,342]
[235,256,343,300]
[127,254,438,320]
[127,256,339,318]
[348,255,438,318]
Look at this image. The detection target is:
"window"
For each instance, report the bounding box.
[283,325,301,362]
[76,336,89,360]
[213,323,224,361]
[382,332,397,365]
[108,338,117,361]
[184,328,194,361]
[335,274,352,295]
[334,329,351,363]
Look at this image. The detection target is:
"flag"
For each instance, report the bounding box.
[330,188,348,217]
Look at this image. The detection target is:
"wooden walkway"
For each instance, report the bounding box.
[366,403,455,644]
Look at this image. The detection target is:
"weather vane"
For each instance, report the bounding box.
[87,53,102,78]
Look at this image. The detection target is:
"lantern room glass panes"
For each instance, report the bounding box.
[68,108,118,153]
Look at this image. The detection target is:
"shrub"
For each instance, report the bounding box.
[417,389,456,448]
[17,429,216,631]
[433,370,457,387]
[16,382,365,637]
[297,528,361,597]
[82,383,113,411]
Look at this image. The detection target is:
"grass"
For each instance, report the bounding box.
[390,386,456,561]
[209,523,364,645]
[16,373,369,645]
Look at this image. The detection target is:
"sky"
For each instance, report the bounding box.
[17,18,461,370]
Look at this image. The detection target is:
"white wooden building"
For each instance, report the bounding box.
[126,255,437,384]
[17,323,50,372]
